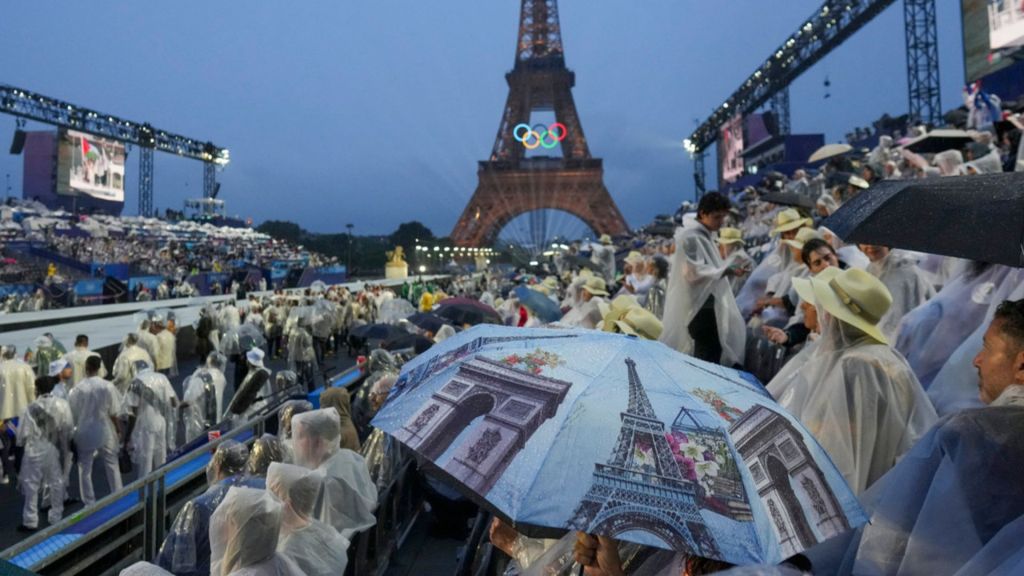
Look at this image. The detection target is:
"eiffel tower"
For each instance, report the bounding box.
[450,0,628,247]
[570,358,720,556]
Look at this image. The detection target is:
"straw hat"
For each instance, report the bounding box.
[782,227,822,251]
[614,307,664,340]
[531,284,551,296]
[600,295,641,331]
[624,251,646,267]
[581,277,609,297]
[796,267,892,345]
[542,276,559,290]
[717,227,744,245]
[771,208,812,235]
[792,266,840,305]
[598,234,613,245]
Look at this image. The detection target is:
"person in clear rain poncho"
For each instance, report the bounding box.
[267,462,350,576]
[237,348,272,419]
[768,267,937,495]
[0,344,36,424]
[287,315,317,392]
[209,486,304,576]
[119,562,173,576]
[278,399,313,463]
[859,244,935,340]
[112,333,154,395]
[151,314,178,377]
[659,192,747,366]
[63,334,107,386]
[736,207,812,319]
[181,352,229,441]
[17,374,73,531]
[319,386,361,452]
[68,355,123,507]
[136,319,160,366]
[895,263,1011,390]
[291,408,377,536]
[805,299,1024,576]
[25,334,66,379]
[246,433,287,477]
[124,362,179,477]
[157,440,261,576]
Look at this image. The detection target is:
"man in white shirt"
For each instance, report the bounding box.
[64,334,107,386]
[68,356,123,506]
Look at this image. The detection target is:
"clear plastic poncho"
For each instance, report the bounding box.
[894,264,1010,390]
[278,399,313,462]
[767,310,937,494]
[267,462,350,576]
[736,240,790,319]
[805,393,1024,576]
[181,369,221,442]
[126,369,178,462]
[157,440,254,576]
[112,337,154,395]
[292,409,378,535]
[220,324,267,357]
[926,269,1024,416]
[119,562,173,576]
[868,251,936,339]
[658,222,746,366]
[0,349,37,420]
[247,433,287,477]
[67,374,121,453]
[209,486,304,576]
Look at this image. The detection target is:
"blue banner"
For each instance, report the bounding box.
[74,279,105,297]
[128,276,164,292]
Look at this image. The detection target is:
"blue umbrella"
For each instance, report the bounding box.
[407,312,448,334]
[514,285,563,323]
[372,326,865,565]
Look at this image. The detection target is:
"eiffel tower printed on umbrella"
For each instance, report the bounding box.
[570,358,730,556]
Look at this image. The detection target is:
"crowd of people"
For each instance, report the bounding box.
[4,97,1024,574]
[1,198,338,313]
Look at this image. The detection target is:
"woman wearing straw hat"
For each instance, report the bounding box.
[591,234,616,284]
[768,267,936,494]
[735,207,813,319]
[715,227,752,296]
[659,193,746,366]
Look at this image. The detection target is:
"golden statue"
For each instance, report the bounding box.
[386,246,406,265]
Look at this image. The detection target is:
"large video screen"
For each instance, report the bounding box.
[56,129,126,202]
[717,114,745,185]
[963,0,1024,83]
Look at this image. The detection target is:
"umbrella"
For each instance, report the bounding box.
[435,297,502,326]
[372,326,864,564]
[220,323,267,356]
[310,280,328,293]
[407,312,447,334]
[382,332,434,352]
[760,191,816,210]
[351,323,408,342]
[379,298,417,324]
[899,129,974,154]
[514,285,563,323]
[822,172,1024,267]
[808,143,852,163]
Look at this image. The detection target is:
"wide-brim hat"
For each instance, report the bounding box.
[624,251,645,266]
[542,276,559,289]
[717,227,744,245]
[782,227,822,251]
[771,208,812,235]
[599,234,613,245]
[802,267,892,345]
[246,348,265,367]
[792,266,840,306]
[48,358,69,377]
[600,295,640,331]
[614,307,663,340]
[582,277,609,297]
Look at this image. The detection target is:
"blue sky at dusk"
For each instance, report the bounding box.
[0,1,966,236]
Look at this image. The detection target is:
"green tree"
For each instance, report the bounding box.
[257,220,304,243]
[389,221,434,253]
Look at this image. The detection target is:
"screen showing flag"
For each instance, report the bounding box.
[56,129,126,202]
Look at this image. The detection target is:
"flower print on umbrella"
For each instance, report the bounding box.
[692,388,744,422]
[500,348,565,375]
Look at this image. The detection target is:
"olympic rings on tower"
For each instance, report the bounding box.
[513,122,567,150]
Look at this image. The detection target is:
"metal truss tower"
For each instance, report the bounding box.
[769,86,791,136]
[139,147,154,217]
[903,0,941,126]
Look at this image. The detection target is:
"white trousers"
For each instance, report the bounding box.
[77,444,123,506]
[20,445,63,528]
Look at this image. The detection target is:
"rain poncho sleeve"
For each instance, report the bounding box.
[658,223,746,366]
[292,409,378,535]
[112,343,154,395]
[65,348,107,385]
[209,486,305,576]
[267,462,350,576]
[805,398,1024,576]
[770,317,937,494]
[736,242,787,319]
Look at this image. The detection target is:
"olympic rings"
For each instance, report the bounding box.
[513,122,567,150]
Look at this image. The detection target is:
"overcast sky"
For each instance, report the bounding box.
[0,1,966,237]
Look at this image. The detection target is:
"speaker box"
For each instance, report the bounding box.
[9,129,26,155]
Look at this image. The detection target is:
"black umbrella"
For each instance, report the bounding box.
[382,333,434,352]
[407,312,447,334]
[821,172,1024,267]
[761,191,816,210]
[435,298,502,326]
[351,323,408,341]
[900,129,973,154]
